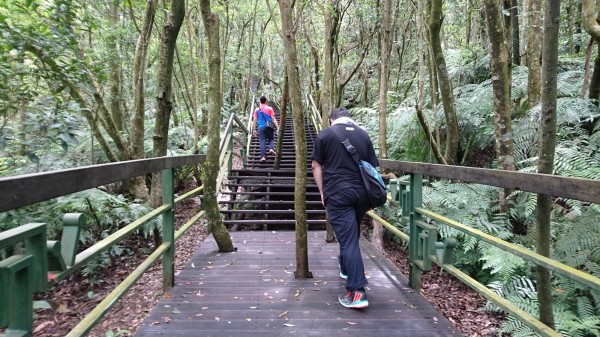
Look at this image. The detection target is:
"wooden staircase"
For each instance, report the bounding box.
[219,110,326,230]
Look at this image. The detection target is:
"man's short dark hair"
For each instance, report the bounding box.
[260,96,267,104]
[329,107,351,121]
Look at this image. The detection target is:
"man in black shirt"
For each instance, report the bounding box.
[311,107,379,309]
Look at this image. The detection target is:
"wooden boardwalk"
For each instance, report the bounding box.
[134,231,461,337]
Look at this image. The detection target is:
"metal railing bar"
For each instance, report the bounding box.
[64,242,171,337]
[417,207,600,292]
[175,211,206,241]
[439,263,561,337]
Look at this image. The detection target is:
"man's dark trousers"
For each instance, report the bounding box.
[327,186,370,291]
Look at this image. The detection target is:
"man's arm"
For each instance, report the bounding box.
[311,159,325,206]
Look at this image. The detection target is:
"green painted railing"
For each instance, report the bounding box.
[0,155,204,337]
[370,160,600,337]
[0,104,251,337]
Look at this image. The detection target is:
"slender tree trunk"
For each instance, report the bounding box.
[484,0,515,212]
[417,0,445,164]
[535,0,560,329]
[429,0,459,164]
[278,0,311,278]
[321,0,334,125]
[150,0,185,207]
[274,72,288,170]
[108,0,124,132]
[378,0,392,161]
[511,0,521,65]
[526,0,542,108]
[582,1,600,100]
[185,2,200,155]
[200,0,235,253]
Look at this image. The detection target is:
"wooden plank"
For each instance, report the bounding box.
[0,155,204,212]
[380,159,600,204]
[134,231,460,337]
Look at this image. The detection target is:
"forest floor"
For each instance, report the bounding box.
[24,194,504,337]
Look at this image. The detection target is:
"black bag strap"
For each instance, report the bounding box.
[330,124,361,165]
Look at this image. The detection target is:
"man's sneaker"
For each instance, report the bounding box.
[338,290,368,309]
[268,148,277,156]
[260,156,267,161]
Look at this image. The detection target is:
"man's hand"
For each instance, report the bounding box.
[252,130,257,136]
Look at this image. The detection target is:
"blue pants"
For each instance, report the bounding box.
[326,187,369,291]
[258,127,275,157]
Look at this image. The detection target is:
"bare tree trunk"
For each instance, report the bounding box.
[150,0,185,207]
[416,0,445,164]
[511,0,521,65]
[321,0,334,124]
[278,0,311,278]
[484,0,515,212]
[378,0,393,161]
[526,0,542,108]
[582,1,600,100]
[200,0,235,253]
[274,72,288,170]
[108,0,125,132]
[429,0,459,164]
[535,0,560,329]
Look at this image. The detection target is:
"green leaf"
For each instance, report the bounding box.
[26,151,39,164]
[33,300,52,310]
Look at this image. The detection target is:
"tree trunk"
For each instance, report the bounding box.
[526,0,542,108]
[511,0,521,65]
[150,0,185,207]
[278,0,311,278]
[582,1,600,100]
[484,0,515,212]
[108,0,125,132]
[200,0,235,253]
[429,0,459,164]
[321,0,333,125]
[535,0,560,329]
[378,0,392,161]
[416,0,445,164]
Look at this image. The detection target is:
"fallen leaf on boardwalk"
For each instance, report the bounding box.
[278,311,289,317]
[347,322,357,325]
[201,306,209,310]
[150,321,160,326]
[162,317,171,323]
[196,291,205,297]
[283,323,295,327]
[249,306,257,309]
[264,292,269,296]
[215,317,220,321]
[312,289,320,291]
[246,318,252,321]
[172,308,181,314]
[163,293,173,298]
[225,262,232,267]
[185,281,191,285]
[433,317,438,323]
[294,290,301,297]
[191,263,196,268]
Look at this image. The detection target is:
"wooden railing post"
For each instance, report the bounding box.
[408,173,423,290]
[0,255,33,336]
[162,168,175,290]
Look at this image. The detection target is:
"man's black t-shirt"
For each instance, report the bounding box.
[311,122,379,200]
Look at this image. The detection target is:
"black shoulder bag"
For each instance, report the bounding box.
[330,125,387,208]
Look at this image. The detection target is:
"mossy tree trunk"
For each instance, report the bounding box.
[200,0,235,253]
[278,0,311,278]
[428,0,459,165]
[535,0,560,329]
[484,0,515,212]
[526,0,542,108]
